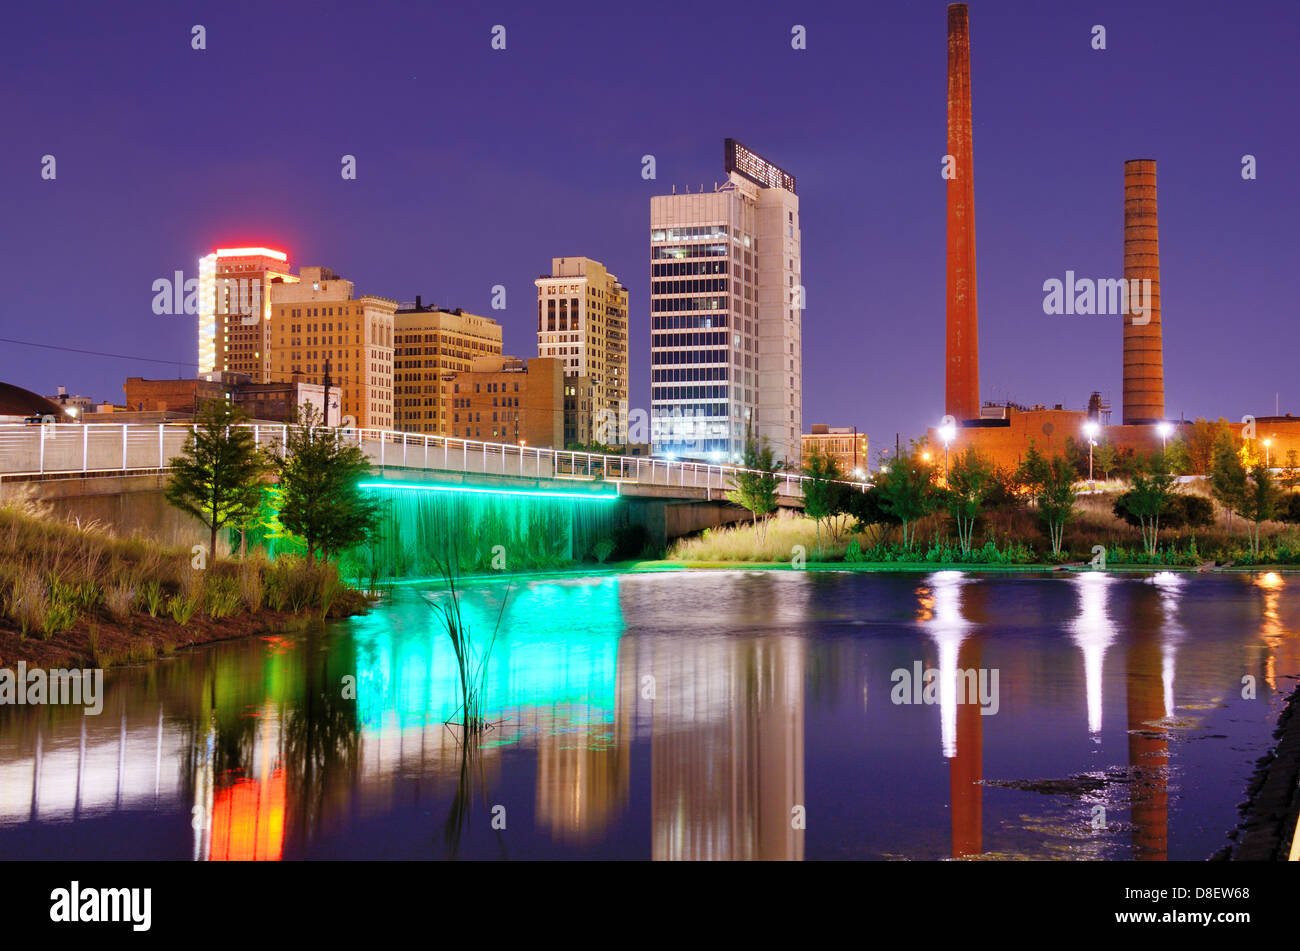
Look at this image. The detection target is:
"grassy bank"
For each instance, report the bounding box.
[0,502,367,670]
[669,496,1300,569]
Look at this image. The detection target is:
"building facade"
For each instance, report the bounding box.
[393,299,503,435]
[198,247,299,381]
[802,425,869,477]
[267,266,397,430]
[535,257,628,443]
[563,375,596,447]
[649,140,802,464]
[442,356,564,448]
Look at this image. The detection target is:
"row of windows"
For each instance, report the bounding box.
[651,404,728,418]
[652,349,728,365]
[652,385,729,401]
[453,412,519,424]
[652,331,728,348]
[652,244,728,260]
[652,367,728,382]
[651,279,728,296]
[651,314,727,330]
[652,261,728,277]
[650,225,729,241]
[651,296,729,313]
[452,381,522,394]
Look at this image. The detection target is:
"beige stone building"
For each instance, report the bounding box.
[442,356,564,448]
[393,299,503,435]
[535,257,628,442]
[267,266,397,430]
[801,425,869,477]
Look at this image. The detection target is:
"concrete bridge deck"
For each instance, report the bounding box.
[0,422,845,503]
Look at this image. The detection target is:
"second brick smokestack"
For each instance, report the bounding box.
[1122,159,1165,424]
[945,2,980,422]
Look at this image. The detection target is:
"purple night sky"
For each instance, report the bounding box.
[2,0,1296,448]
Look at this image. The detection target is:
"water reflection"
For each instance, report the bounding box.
[1,570,1298,861]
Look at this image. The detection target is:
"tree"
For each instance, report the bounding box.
[943,448,995,554]
[165,400,267,557]
[1281,449,1300,493]
[877,450,937,549]
[1163,436,1191,476]
[1120,455,1178,555]
[1209,432,1247,531]
[1234,464,1277,557]
[1092,441,1117,482]
[801,445,845,555]
[1016,444,1075,556]
[844,486,901,547]
[727,432,780,538]
[274,406,382,561]
[1187,417,1231,475]
[1034,457,1077,557]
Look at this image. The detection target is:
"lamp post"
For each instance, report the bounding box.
[938,418,957,482]
[1264,438,1272,467]
[1083,420,1100,489]
[1156,421,1174,475]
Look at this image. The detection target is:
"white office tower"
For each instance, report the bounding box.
[649,139,801,464]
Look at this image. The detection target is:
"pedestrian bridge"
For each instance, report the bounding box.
[0,422,833,504]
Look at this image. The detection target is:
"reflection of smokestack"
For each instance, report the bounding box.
[1122,160,1164,424]
[945,3,980,422]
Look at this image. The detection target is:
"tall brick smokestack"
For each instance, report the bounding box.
[945,3,980,422]
[1122,159,1164,424]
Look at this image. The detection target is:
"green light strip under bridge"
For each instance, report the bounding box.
[358,480,619,502]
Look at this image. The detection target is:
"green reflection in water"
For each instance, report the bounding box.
[349,578,626,732]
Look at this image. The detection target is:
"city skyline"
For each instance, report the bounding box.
[2,0,1297,451]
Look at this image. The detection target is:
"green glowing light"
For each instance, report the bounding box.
[358,481,618,502]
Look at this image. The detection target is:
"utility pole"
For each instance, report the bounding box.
[322,358,333,426]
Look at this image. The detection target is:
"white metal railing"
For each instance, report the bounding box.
[0,422,871,499]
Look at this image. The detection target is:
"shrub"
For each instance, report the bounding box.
[204,574,242,619]
[593,538,615,564]
[104,582,135,620]
[139,579,166,618]
[844,539,864,563]
[168,592,199,626]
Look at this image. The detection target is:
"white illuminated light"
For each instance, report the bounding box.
[197,253,217,373]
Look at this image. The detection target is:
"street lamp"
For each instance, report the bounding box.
[1082,420,1100,487]
[1156,421,1173,453]
[1264,438,1272,467]
[938,418,957,481]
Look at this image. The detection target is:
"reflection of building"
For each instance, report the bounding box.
[1126,583,1170,861]
[919,571,984,858]
[209,771,286,861]
[1072,573,1117,736]
[393,299,503,436]
[648,636,805,860]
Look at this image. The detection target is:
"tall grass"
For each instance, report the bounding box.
[429,559,507,738]
[0,502,365,640]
